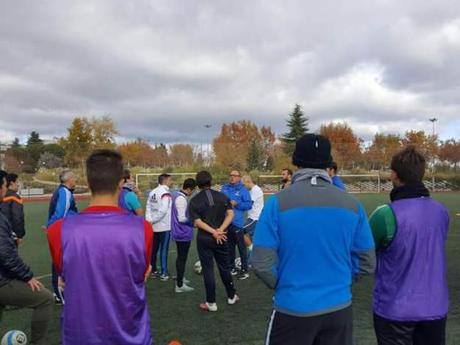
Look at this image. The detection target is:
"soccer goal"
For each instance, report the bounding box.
[258,174,383,194]
[135,173,197,194]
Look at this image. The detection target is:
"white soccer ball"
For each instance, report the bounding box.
[194,260,202,275]
[1,331,27,345]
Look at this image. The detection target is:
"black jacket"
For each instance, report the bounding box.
[0,190,26,239]
[0,211,33,287]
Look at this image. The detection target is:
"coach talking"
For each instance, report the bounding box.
[252,134,376,345]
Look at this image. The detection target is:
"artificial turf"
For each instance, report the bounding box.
[1,193,459,344]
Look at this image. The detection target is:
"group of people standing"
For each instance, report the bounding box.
[0,132,452,345]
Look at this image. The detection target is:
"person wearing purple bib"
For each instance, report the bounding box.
[171,178,197,293]
[370,146,450,345]
[47,150,154,345]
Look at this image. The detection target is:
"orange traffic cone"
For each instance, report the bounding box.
[169,340,182,345]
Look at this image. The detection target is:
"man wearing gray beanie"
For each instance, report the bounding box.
[252,134,375,345]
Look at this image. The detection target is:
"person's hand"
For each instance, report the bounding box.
[144,265,152,282]
[41,225,48,233]
[213,230,227,244]
[133,185,143,198]
[58,276,66,290]
[16,238,24,246]
[27,278,44,292]
[230,200,238,207]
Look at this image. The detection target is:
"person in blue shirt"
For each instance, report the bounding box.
[252,134,375,345]
[221,170,252,280]
[118,169,144,216]
[47,169,78,304]
[327,161,346,191]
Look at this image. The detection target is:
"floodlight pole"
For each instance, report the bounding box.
[429,117,438,192]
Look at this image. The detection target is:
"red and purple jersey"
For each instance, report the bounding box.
[48,206,153,345]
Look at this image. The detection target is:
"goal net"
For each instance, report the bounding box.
[258,174,382,194]
[135,173,197,195]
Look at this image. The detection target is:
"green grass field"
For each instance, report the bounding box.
[1,193,459,344]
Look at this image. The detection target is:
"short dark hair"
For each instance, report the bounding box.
[330,162,338,173]
[158,173,171,185]
[282,168,293,176]
[391,146,426,184]
[196,171,212,189]
[86,149,124,195]
[123,169,131,182]
[0,170,7,189]
[182,178,197,190]
[7,173,18,187]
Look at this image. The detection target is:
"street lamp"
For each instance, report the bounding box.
[429,118,438,136]
[204,124,212,166]
[428,117,438,192]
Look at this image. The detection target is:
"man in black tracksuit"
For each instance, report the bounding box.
[0,173,26,245]
[0,171,54,345]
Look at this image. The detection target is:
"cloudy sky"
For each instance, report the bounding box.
[1,0,459,144]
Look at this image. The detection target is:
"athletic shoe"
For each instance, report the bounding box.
[227,294,240,305]
[238,271,250,280]
[199,302,218,312]
[151,271,160,279]
[160,274,169,281]
[231,269,239,276]
[173,276,191,285]
[175,284,195,293]
[53,293,63,305]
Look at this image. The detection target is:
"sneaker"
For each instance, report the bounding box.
[159,274,169,281]
[227,294,240,305]
[150,271,160,279]
[53,293,63,305]
[230,269,239,276]
[199,302,218,312]
[175,284,195,293]
[238,271,250,280]
[173,276,191,285]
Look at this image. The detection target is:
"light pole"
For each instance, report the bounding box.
[204,124,212,166]
[428,117,438,192]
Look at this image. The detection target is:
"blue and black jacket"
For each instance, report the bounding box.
[221,181,252,228]
[252,169,375,317]
[47,184,78,227]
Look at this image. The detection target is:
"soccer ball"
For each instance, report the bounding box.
[1,331,27,345]
[194,261,202,275]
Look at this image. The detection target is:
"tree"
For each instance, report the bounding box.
[38,152,63,169]
[439,139,460,171]
[169,144,194,167]
[247,139,263,171]
[25,131,45,171]
[365,134,402,170]
[44,143,65,158]
[59,117,93,168]
[118,139,156,167]
[92,116,118,149]
[402,130,438,162]
[281,104,309,154]
[320,122,362,170]
[152,144,169,168]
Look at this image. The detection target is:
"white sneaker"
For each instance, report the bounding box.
[199,302,218,312]
[227,294,240,305]
[183,277,191,284]
[175,284,195,293]
[159,274,169,281]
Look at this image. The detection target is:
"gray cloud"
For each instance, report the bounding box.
[0,0,459,144]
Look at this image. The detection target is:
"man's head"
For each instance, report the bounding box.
[229,170,242,185]
[281,168,293,184]
[196,171,212,189]
[123,169,132,183]
[158,174,172,188]
[182,178,197,196]
[242,175,255,190]
[326,162,338,177]
[86,149,124,196]
[390,146,426,187]
[60,169,76,189]
[7,173,19,192]
[0,170,7,202]
[292,134,332,170]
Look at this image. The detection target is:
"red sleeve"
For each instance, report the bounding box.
[143,220,154,267]
[47,219,64,275]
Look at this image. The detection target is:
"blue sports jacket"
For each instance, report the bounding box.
[221,182,252,228]
[252,169,375,317]
[47,185,78,226]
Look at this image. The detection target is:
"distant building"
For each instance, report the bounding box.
[0,143,12,170]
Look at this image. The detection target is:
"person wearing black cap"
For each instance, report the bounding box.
[252,134,375,345]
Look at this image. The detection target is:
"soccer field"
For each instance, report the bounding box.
[1,193,459,344]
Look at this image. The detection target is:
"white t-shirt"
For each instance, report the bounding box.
[248,185,264,221]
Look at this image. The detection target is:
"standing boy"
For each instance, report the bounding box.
[189,171,238,312]
[171,178,196,293]
[118,169,144,216]
[371,146,449,345]
[221,170,252,279]
[327,162,346,191]
[47,150,153,345]
[242,175,264,257]
[146,174,173,280]
[0,173,26,245]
